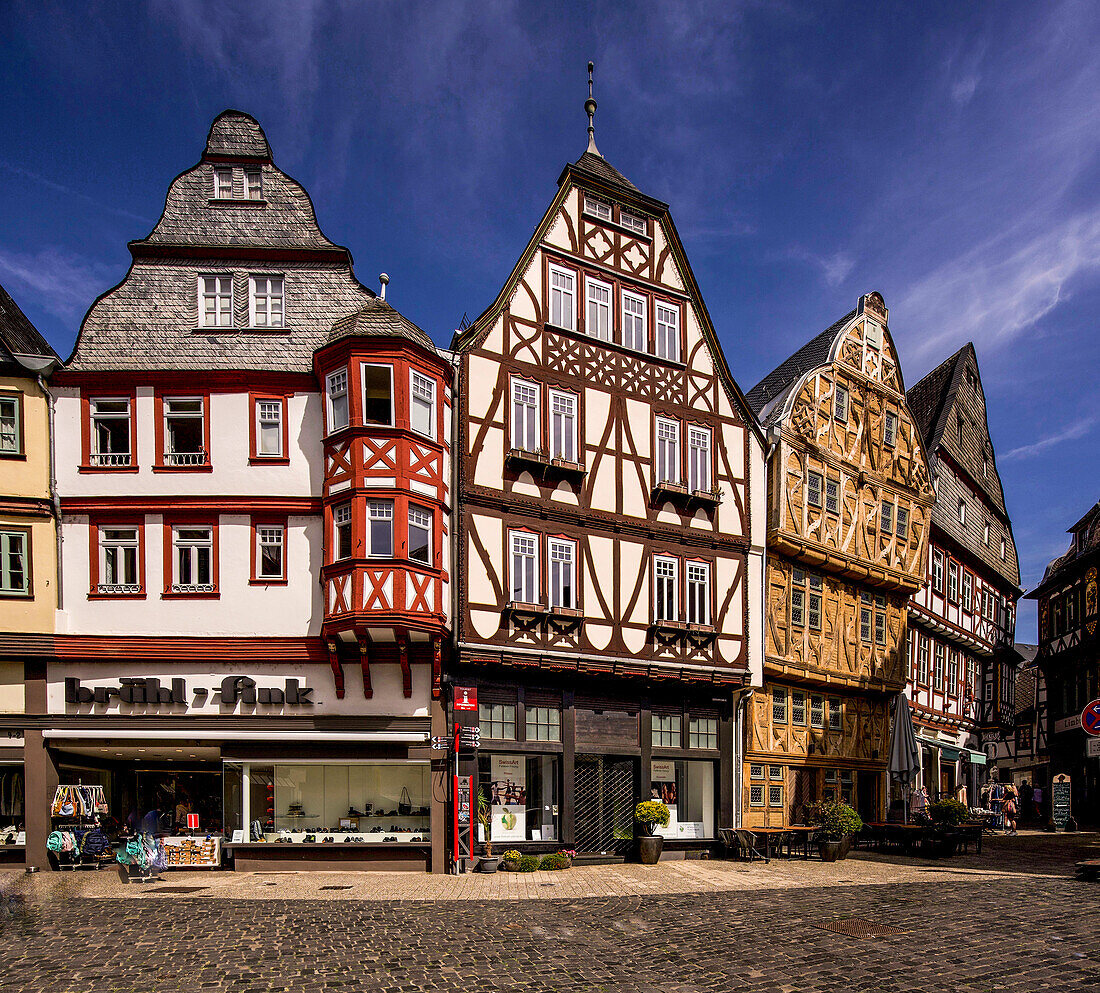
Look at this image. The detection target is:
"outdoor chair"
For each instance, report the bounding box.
[717,828,739,859]
[734,829,764,863]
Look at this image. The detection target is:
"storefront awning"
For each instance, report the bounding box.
[966,749,987,766]
[43,729,429,743]
[939,746,961,762]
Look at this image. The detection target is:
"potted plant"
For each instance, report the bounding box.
[925,798,968,857]
[811,800,862,862]
[635,800,670,865]
[476,789,500,873]
[500,849,522,871]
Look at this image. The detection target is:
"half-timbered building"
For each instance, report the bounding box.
[906,344,1020,804]
[744,293,934,826]
[989,644,1050,816]
[1028,500,1100,825]
[451,100,765,857]
[37,111,450,871]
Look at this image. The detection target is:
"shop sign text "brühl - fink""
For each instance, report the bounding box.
[64,676,314,707]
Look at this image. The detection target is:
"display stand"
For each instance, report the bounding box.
[49,784,113,871]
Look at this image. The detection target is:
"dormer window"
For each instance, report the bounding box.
[620,209,646,235]
[199,275,233,328]
[214,167,233,199]
[583,194,612,222]
[249,276,284,328]
[245,167,262,200]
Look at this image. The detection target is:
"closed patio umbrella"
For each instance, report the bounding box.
[888,693,922,822]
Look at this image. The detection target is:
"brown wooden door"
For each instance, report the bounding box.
[789,767,814,825]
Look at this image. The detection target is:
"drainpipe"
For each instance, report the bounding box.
[38,374,62,611]
[731,686,754,827]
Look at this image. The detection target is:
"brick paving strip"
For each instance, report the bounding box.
[0,833,1097,993]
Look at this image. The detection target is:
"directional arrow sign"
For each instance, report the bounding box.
[1082,698,1100,737]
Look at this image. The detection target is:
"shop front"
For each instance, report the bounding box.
[0,741,25,863]
[31,661,442,871]
[455,674,734,862]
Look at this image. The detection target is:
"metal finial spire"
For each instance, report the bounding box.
[585,61,600,157]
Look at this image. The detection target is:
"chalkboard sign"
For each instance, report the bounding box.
[1052,774,1072,828]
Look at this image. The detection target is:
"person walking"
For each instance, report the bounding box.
[1002,784,1019,836]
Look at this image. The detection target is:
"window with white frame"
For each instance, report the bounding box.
[548,264,576,330]
[791,691,806,726]
[983,521,990,546]
[171,526,214,592]
[655,556,678,622]
[932,549,944,593]
[807,471,823,508]
[408,506,431,565]
[89,398,131,466]
[688,426,711,492]
[510,532,538,604]
[326,369,349,432]
[1000,537,1006,560]
[213,167,233,198]
[583,193,612,221]
[256,525,285,580]
[526,707,561,742]
[948,651,959,694]
[199,275,233,328]
[367,501,393,557]
[549,538,575,610]
[622,291,647,351]
[249,276,284,328]
[686,562,710,625]
[881,501,894,535]
[655,303,679,362]
[479,703,516,740]
[808,574,823,631]
[934,642,945,691]
[884,410,898,447]
[255,399,283,458]
[962,571,973,610]
[652,713,681,747]
[162,398,206,466]
[333,503,352,560]
[410,371,436,438]
[810,695,824,729]
[361,364,393,426]
[772,687,787,724]
[245,167,262,200]
[0,394,21,455]
[689,717,718,749]
[825,478,839,514]
[549,389,577,462]
[512,380,539,453]
[834,384,849,423]
[828,698,842,731]
[0,530,28,595]
[99,527,139,592]
[948,561,959,602]
[896,506,909,540]
[655,417,680,485]
[620,209,647,235]
[585,277,612,341]
[918,635,929,685]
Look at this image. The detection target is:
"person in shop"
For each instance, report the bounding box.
[910,785,929,820]
[175,793,192,832]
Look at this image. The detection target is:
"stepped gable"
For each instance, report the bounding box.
[0,282,58,368]
[327,298,438,354]
[744,311,855,428]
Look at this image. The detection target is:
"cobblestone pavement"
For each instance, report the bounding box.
[0,833,1097,992]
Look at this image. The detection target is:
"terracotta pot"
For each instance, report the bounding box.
[637,836,664,865]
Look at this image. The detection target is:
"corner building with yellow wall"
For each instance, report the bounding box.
[742,294,933,827]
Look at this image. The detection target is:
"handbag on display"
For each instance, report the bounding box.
[398,787,412,817]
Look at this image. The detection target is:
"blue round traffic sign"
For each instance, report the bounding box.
[1082,699,1100,737]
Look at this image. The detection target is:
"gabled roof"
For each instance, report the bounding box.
[906,344,967,460]
[572,150,639,193]
[327,298,438,355]
[744,311,855,428]
[0,282,59,371]
[1035,499,1100,589]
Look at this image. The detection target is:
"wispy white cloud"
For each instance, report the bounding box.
[0,161,152,224]
[787,246,855,287]
[951,74,980,105]
[1001,414,1098,461]
[0,248,118,321]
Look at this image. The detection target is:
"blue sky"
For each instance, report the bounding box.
[3,0,1099,638]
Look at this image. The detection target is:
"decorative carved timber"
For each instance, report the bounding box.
[326,639,345,699]
[398,635,412,698]
[357,633,373,699]
[431,636,442,699]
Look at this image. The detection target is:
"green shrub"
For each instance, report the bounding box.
[928,798,968,827]
[538,852,571,871]
[635,800,670,828]
[810,800,863,840]
[516,855,540,872]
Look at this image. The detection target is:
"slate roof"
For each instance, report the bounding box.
[202,109,272,160]
[572,150,639,193]
[327,298,438,355]
[0,283,58,362]
[1037,500,1100,588]
[744,311,855,428]
[907,343,1019,587]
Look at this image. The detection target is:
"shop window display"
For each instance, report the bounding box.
[650,759,715,839]
[478,754,560,843]
[223,762,431,843]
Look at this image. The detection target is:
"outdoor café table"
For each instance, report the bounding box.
[750,826,791,862]
[786,825,816,859]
